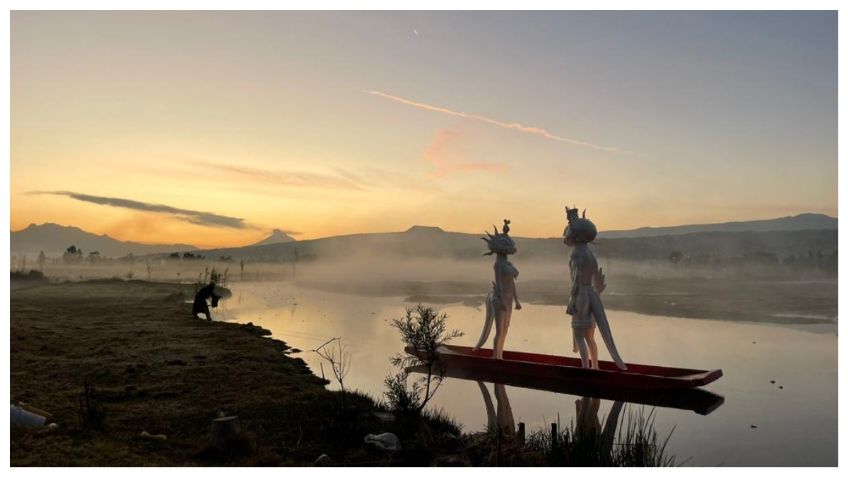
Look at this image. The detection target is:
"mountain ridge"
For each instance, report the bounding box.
[11,223,198,257]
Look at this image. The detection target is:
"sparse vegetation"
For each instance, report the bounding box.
[460,407,679,466]
[387,305,463,415]
[313,338,352,407]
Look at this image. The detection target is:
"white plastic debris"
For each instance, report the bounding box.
[364,432,402,451]
[10,404,47,427]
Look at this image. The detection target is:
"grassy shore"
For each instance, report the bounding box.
[10,279,462,466]
[11,278,681,467]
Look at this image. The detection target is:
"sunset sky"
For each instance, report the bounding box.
[11,11,837,248]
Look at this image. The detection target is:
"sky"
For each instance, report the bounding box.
[10,11,837,248]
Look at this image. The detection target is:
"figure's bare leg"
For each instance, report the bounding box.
[494,307,512,360]
[494,317,507,360]
[493,312,503,360]
[587,325,599,369]
[573,328,590,368]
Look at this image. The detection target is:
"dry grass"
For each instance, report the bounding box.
[10,279,458,466]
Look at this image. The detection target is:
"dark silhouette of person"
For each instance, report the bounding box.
[193,281,221,321]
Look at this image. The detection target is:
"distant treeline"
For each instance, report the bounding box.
[12,229,836,279]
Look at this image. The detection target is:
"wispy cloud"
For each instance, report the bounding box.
[31,191,252,229]
[364,90,633,154]
[332,166,437,192]
[185,160,364,191]
[422,129,508,178]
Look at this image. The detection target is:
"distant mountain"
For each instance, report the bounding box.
[600,213,837,239]
[10,223,198,257]
[250,229,296,246]
[196,219,837,263]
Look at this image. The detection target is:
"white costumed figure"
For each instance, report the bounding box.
[564,207,627,370]
[474,219,521,360]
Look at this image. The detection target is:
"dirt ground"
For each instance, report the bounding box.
[10,279,455,466]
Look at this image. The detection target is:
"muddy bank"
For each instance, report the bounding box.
[10,279,460,466]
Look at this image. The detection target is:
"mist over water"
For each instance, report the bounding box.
[10,242,838,465]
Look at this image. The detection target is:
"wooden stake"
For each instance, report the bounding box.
[211,415,241,451]
[551,423,558,448]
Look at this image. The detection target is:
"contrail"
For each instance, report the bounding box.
[364,90,633,154]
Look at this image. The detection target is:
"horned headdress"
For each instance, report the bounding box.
[482,219,517,256]
[564,206,597,244]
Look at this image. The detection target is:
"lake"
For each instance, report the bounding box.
[215,282,837,466]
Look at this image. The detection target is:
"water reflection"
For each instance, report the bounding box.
[219,283,837,466]
[478,381,516,435]
[576,397,624,458]
[411,360,724,416]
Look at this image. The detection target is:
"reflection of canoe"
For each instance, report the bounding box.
[405,345,724,413]
[407,364,724,415]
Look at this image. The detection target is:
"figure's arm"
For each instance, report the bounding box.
[567,253,582,315]
[511,264,522,310]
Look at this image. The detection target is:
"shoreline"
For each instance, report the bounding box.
[10,279,462,466]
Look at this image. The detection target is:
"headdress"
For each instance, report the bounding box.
[482,219,517,255]
[564,206,597,244]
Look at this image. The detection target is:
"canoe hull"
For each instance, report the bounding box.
[407,345,723,391]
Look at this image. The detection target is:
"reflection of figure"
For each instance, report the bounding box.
[477,381,515,435]
[475,220,521,360]
[575,397,624,459]
[192,281,221,321]
[564,207,626,370]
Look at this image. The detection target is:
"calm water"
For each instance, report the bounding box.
[215,282,837,466]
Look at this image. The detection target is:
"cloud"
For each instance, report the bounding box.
[422,129,508,178]
[31,191,252,229]
[364,90,634,154]
[332,166,436,192]
[184,160,364,191]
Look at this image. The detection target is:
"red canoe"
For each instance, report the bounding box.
[406,344,723,391]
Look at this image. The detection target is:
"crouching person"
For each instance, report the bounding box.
[192,281,221,321]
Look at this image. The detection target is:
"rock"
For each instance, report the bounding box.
[140,430,167,441]
[364,432,402,451]
[37,422,60,435]
[373,412,396,423]
[750,425,758,429]
[770,380,775,384]
[315,453,332,466]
